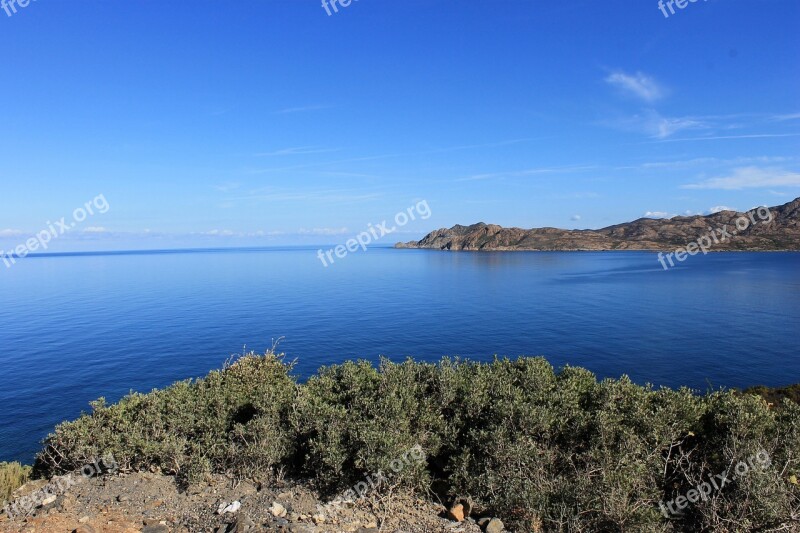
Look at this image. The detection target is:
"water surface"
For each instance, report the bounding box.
[1,247,798,463]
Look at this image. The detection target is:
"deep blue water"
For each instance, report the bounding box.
[1,247,799,463]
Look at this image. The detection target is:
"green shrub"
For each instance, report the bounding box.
[292,358,446,493]
[31,352,800,531]
[35,352,297,484]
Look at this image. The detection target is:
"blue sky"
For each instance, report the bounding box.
[1,0,798,251]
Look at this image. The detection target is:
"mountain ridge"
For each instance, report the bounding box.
[396,197,800,251]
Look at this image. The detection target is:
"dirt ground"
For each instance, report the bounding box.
[1,471,493,533]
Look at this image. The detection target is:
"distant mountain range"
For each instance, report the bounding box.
[396,197,800,251]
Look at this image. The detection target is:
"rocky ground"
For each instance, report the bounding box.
[1,472,506,533]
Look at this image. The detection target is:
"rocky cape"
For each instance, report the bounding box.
[396,197,800,252]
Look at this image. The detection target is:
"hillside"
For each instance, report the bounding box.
[396,197,800,251]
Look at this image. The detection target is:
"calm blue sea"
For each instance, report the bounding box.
[1,247,799,463]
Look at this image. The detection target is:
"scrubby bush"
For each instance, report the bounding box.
[292,358,446,493]
[32,352,800,531]
[35,352,296,484]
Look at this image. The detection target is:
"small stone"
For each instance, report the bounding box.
[217,500,242,514]
[78,516,91,524]
[72,526,96,533]
[40,495,57,507]
[484,518,504,533]
[312,513,326,524]
[270,501,287,518]
[447,503,465,522]
[116,494,130,503]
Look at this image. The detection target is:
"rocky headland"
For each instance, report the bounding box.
[396,197,800,251]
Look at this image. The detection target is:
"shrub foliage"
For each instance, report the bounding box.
[34,352,800,532]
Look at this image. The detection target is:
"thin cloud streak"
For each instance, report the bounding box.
[682,167,800,190]
[648,133,800,143]
[457,164,599,182]
[245,138,547,175]
[255,147,341,157]
[272,105,331,114]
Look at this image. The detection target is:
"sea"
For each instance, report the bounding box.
[1,246,798,463]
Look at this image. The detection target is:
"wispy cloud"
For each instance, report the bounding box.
[552,191,601,199]
[771,112,800,121]
[235,186,383,204]
[682,167,800,190]
[608,107,800,141]
[0,229,25,238]
[83,227,108,233]
[214,182,241,193]
[197,227,351,238]
[422,137,546,154]
[244,153,402,175]
[249,230,286,237]
[615,155,794,170]
[767,190,788,196]
[708,205,735,214]
[616,109,706,139]
[605,71,665,102]
[247,138,544,175]
[457,164,598,182]
[272,105,331,115]
[255,146,340,157]
[650,132,800,143]
[297,227,349,236]
[643,211,673,219]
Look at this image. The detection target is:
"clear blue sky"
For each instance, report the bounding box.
[1,0,798,251]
